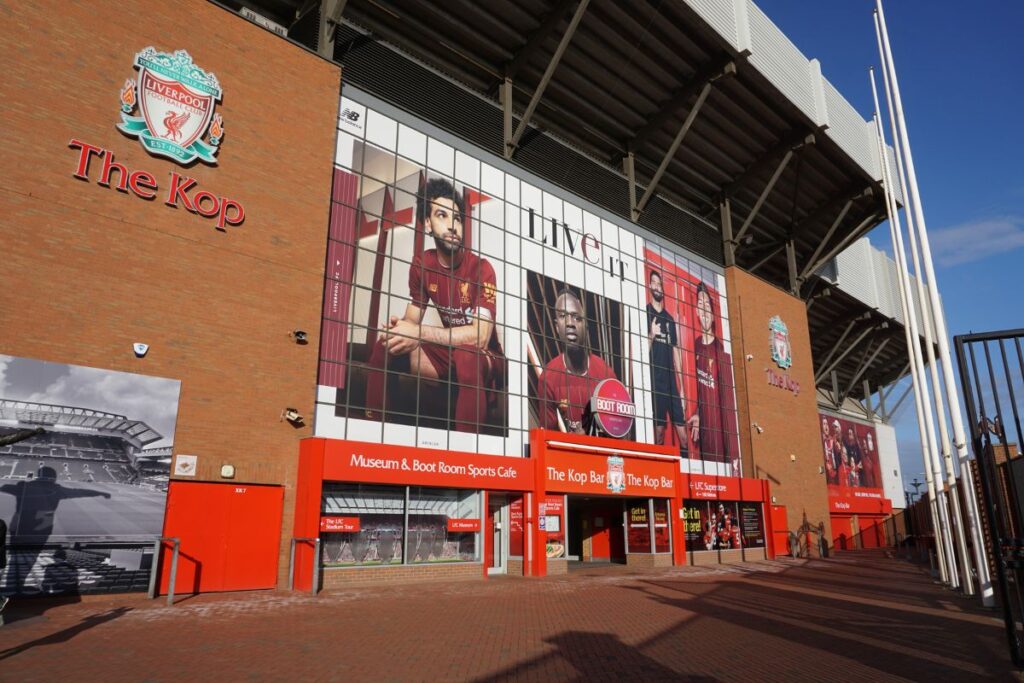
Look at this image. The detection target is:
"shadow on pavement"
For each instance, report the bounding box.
[0,606,131,661]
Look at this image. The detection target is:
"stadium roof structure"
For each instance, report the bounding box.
[222,0,915,403]
[0,399,163,449]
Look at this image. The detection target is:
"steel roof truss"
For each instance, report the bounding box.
[840,337,891,405]
[506,0,590,158]
[816,322,876,384]
[634,81,713,219]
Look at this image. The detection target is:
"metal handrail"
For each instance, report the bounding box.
[147,536,180,606]
[288,537,321,594]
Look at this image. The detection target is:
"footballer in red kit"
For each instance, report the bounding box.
[365,177,504,432]
[538,291,618,433]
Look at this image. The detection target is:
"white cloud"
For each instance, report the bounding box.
[929,215,1024,266]
[24,365,181,447]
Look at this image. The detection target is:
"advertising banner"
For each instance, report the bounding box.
[0,354,180,596]
[314,97,741,476]
[321,516,360,532]
[818,411,888,513]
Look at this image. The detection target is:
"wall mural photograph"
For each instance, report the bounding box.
[819,412,883,492]
[0,354,179,597]
[314,97,743,474]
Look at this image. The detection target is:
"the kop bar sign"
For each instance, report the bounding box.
[68,47,245,230]
[588,378,636,439]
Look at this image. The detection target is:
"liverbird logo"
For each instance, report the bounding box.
[117,47,223,165]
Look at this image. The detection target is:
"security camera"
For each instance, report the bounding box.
[290,330,308,345]
[752,422,764,434]
[745,354,754,361]
[282,408,304,425]
[133,343,149,358]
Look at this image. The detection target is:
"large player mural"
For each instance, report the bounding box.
[819,411,885,505]
[0,354,179,596]
[314,97,742,475]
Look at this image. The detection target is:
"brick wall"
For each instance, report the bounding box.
[0,0,341,587]
[625,553,672,568]
[725,267,832,552]
[321,563,482,589]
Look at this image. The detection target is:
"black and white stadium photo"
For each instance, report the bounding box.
[0,354,180,598]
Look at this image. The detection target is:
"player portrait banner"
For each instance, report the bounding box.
[314,96,742,470]
[818,411,885,511]
[0,354,180,596]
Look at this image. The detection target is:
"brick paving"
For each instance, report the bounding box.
[0,549,1015,682]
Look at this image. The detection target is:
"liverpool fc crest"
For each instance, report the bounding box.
[769,315,792,369]
[606,456,626,494]
[117,47,223,165]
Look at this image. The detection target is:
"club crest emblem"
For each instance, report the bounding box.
[769,315,792,369]
[118,47,223,165]
[606,455,626,494]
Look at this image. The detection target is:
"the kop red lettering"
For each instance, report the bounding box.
[69,139,245,230]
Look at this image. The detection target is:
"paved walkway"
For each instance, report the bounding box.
[0,549,1014,681]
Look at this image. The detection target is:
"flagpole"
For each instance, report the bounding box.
[875,0,994,605]
[868,71,953,585]
[873,10,974,596]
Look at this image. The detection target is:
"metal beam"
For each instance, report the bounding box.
[815,323,877,384]
[831,370,842,409]
[814,319,859,377]
[790,186,871,242]
[619,56,735,159]
[634,81,713,215]
[506,0,590,157]
[863,379,874,418]
[747,243,785,274]
[840,338,892,405]
[501,77,513,157]
[316,0,348,59]
[721,198,735,267]
[733,149,795,246]
[785,239,798,295]
[797,198,853,282]
[502,0,576,84]
[801,212,879,280]
[717,131,813,202]
[624,152,638,221]
[888,382,913,418]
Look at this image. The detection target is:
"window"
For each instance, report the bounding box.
[408,487,480,563]
[653,499,671,553]
[626,499,652,553]
[321,484,404,566]
[320,484,482,567]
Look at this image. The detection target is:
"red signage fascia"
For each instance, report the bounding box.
[681,474,768,502]
[544,448,676,496]
[321,440,534,491]
[320,516,360,532]
[447,518,481,532]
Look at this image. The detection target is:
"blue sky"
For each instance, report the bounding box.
[756,0,1024,488]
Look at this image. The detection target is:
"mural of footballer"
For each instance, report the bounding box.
[688,282,740,476]
[538,290,618,433]
[365,178,505,432]
[646,269,689,450]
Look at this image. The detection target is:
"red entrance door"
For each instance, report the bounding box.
[859,516,881,548]
[590,510,610,559]
[160,481,284,594]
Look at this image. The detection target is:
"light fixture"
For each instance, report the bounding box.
[290,330,308,345]
[133,342,149,358]
[790,454,797,462]
[220,464,235,479]
[282,408,304,425]
[752,422,764,434]
[745,353,754,361]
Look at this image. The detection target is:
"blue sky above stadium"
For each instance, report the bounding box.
[758,0,1024,485]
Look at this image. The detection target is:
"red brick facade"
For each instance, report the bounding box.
[0,0,341,587]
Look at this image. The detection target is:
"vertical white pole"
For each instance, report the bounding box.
[869,71,955,586]
[873,11,973,595]
[876,0,994,606]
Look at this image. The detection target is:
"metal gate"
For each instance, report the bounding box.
[954,328,1024,667]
